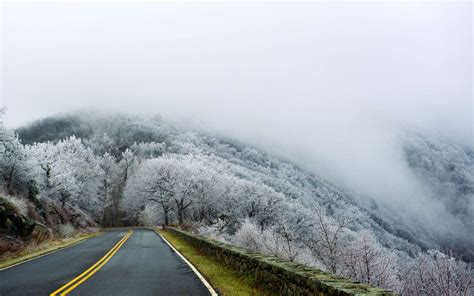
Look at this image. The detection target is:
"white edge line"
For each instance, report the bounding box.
[156,230,218,296]
[0,235,96,271]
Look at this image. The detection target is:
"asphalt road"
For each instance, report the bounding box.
[0,228,211,296]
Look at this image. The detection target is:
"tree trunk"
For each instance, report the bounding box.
[176,198,184,225]
[113,197,120,226]
[45,166,51,190]
[178,209,184,225]
[6,165,15,194]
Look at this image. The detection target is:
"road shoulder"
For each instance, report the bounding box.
[157,228,272,296]
[0,232,103,270]
[156,229,218,296]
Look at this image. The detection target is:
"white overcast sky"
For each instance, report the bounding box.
[1,1,472,134]
[0,1,472,208]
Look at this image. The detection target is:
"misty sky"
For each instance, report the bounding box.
[0,2,472,208]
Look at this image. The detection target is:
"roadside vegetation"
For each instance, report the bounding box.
[158,228,272,296]
[1,110,473,294]
[0,231,101,269]
[0,193,100,269]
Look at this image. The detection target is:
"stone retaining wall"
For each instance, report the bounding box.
[167,227,394,296]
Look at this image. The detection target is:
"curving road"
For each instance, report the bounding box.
[0,228,211,296]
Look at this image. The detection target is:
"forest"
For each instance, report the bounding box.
[1,110,473,294]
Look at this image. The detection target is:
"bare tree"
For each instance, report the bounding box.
[340,230,399,291]
[302,205,349,273]
[400,250,473,295]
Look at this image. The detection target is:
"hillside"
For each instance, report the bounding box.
[2,111,472,293]
[15,112,473,254]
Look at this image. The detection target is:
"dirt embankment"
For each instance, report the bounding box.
[0,194,96,257]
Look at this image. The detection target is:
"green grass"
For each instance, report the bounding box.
[158,228,272,296]
[0,232,102,270]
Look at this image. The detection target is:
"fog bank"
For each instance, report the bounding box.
[1,2,472,219]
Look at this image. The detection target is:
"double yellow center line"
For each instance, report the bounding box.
[50,230,133,296]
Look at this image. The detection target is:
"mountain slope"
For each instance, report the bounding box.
[15,112,473,261]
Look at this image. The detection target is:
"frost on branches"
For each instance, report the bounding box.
[2,112,473,294]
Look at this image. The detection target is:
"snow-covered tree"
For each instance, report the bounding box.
[0,133,30,194]
[10,112,474,293]
[0,107,10,145]
[25,137,102,213]
[340,230,400,291]
[98,152,121,225]
[399,250,473,295]
[131,142,166,159]
[124,157,175,225]
[302,205,350,274]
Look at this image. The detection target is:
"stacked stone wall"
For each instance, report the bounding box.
[167,227,395,296]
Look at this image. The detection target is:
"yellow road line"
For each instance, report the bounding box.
[50,231,131,295]
[50,230,133,296]
[59,231,132,295]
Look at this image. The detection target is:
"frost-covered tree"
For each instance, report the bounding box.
[11,112,474,292]
[399,250,473,295]
[0,133,30,194]
[340,230,400,291]
[25,141,61,197]
[232,214,309,263]
[159,156,195,224]
[111,148,138,224]
[264,203,313,262]
[219,178,284,230]
[98,152,121,225]
[302,206,350,274]
[124,157,175,225]
[25,137,102,214]
[0,107,10,145]
[232,219,265,252]
[404,133,474,257]
[131,142,166,159]
[124,154,206,225]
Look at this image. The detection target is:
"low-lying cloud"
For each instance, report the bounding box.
[1,2,472,231]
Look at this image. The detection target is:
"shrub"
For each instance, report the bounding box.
[232,220,264,253]
[3,195,28,216]
[58,224,76,238]
[0,235,24,254]
[30,223,52,246]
